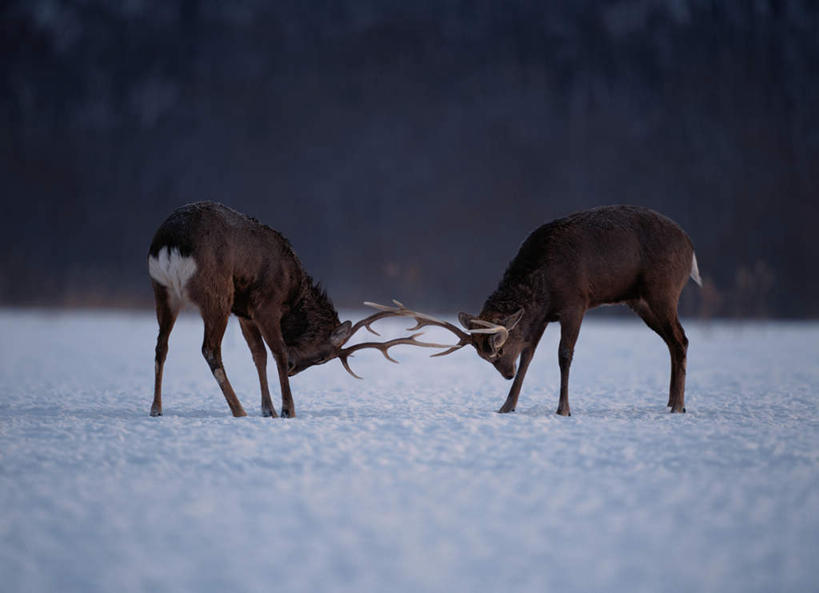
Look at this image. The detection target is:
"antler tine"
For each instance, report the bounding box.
[344,299,441,343]
[339,355,364,380]
[363,300,473,344]
[346,310,395,339]
[429,345,465,358]
[337,333,455,379]
[469,318,499,328]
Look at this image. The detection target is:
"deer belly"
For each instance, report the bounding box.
[586,266,642,306]
[148,247,197,304]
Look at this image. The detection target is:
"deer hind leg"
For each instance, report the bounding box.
[632,298,688,413]
[663,311,689,414]
[556,308,584,417]
[200,304,247,417]
[151,282,180,416]
[239,318,277,417]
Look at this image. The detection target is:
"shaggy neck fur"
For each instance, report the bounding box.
[282,275,340,347]
[482,262,540,318]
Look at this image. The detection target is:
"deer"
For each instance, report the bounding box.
[147,201,450,418]
[365,205,702,416]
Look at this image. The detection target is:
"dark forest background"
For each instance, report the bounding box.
[1,1,817,317]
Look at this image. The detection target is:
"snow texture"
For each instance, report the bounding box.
[1,310,817,593]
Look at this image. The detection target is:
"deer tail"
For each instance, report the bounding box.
[690,252,702,287]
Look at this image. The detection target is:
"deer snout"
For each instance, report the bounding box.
[495,360,516,380]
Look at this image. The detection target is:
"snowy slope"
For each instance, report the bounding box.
[1,310,817,593]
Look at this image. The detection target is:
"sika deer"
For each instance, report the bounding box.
[148,202,447,418]
[368,205,702,415]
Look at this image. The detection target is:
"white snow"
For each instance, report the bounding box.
[1,310,817,593]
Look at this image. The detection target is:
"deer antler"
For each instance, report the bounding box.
[464,318,509,348]
[362,300,470,348]
[361,300,509,356]
[345,308,401,340]
[338,300,512,378]
[337,333,455,379]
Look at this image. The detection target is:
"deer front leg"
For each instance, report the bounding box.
[497,347,536,413]
[239,318,277,417]
[273,353,296,418]
[498,347,535,414]
[255,314,297,418]
[497,325,546,413]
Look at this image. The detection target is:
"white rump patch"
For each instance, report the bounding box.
[690,252,702,287]
[148,247,198,303]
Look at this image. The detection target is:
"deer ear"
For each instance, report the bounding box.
[330,320,353,348]
[458,312,475,329]
[502,308,524,330]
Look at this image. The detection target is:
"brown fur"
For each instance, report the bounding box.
[459,205,698,415]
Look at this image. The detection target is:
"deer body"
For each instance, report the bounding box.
[148,202,353,418]
[457,205,701,415]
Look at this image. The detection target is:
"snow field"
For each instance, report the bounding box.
[1,310,817,592]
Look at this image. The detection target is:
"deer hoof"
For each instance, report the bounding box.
[150,409,162,417]
[670,407,686,414]
[262,408,277,418]
[556,409,571,417]
[281,409,294,418]
[497,407,515,414]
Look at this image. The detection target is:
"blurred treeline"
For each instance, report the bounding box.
[1,1,817,317]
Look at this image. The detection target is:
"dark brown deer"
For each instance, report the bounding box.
[368,205,702,415]
[147,202,447,418]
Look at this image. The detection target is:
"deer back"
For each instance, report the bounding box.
[484,206,695,321]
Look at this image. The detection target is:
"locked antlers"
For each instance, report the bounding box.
[336,300,511,378]
[337,333,454,379]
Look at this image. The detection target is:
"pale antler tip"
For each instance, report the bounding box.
[339,355,364,380]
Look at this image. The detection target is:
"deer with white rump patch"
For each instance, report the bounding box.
[368,205,702,415]
[148,202,450,418]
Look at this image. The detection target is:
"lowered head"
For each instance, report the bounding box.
[458,309,525,380]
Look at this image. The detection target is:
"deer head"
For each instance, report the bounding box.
[284,319,354,376]
[457,309,525,379]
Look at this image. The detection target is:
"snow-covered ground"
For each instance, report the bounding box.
[1,309,817,593]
